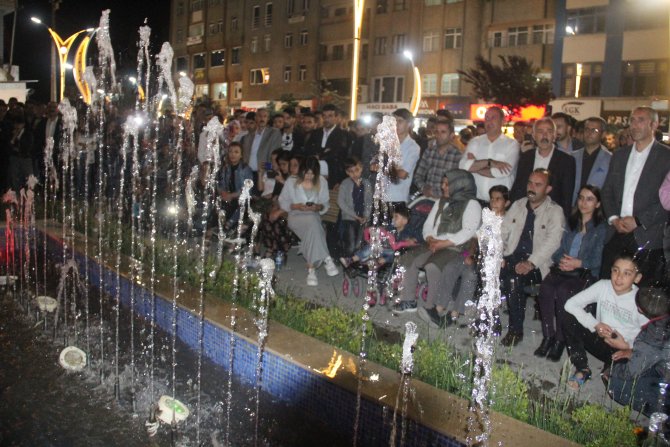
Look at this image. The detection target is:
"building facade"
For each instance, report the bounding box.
[170,0,556,118]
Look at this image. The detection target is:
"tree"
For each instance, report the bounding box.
[458,55,554,116]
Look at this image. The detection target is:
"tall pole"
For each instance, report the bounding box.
[350,0,365,119]
[50,0,61,102]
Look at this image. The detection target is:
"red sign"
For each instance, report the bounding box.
[470,104,546,121]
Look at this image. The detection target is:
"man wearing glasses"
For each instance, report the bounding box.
[570,116,612,205]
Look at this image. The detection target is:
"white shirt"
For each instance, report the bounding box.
[321,126,334,148]
[621,141,653,217]
[459,133,519,201]
[533,148,554,170]
[282,131,294,151]
[249,129,265,171]
[422,199,482,245]
[46,117,58,139]
[387,135,420,203]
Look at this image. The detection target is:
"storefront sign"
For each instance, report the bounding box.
[549,99,602,121]
[357,102,410,116]
[602,111,670,132]
[470,104,546,121]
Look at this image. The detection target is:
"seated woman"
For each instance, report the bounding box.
[259,151,296,259]
[393,170,482,320]
[217,141,253,233]
[535,185,606,362]
[278,156,339,286]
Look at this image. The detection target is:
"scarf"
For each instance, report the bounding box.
[434,169,476,236]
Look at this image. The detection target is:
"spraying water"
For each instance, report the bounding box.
[389,321,419,446]
[253,258,275,446]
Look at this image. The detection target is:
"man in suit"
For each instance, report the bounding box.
[242,107,282,184]
[570,116,612,205]
[510,117,576,217]
[601,106,670,285]
[552,112,584,153]
[301,103,352,187]
[32,101,62,183]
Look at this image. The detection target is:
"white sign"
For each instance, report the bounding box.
[357,102,410,117]
[549,99,601,120]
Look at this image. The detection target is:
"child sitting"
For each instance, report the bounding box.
[606,287,670,415]
[337,157,373,256]
[563,253,649,390]
[339,205,420,268]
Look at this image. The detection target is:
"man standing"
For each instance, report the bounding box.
[413,120,462,199]
[242,107,282,182]
[387,108,420,205]
[552,112,584,153]
[500,169,565,346]
[570,116,611,204]
[601,106,670,285]
[459,107,519,202]
[280,107,304,152]
[511,117,576,217]
[33,101,62,183]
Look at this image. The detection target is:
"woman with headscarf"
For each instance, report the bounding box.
[393,169,481,322]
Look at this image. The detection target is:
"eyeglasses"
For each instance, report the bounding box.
[584,127,601,133]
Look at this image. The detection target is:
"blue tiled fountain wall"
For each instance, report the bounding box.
[14,228,463,447]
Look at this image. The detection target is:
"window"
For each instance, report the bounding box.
[374,37,387,55]
[444,28,462,49]
[191,0,203,11]
[491,31,503,48]
[193,53,206,70]
[284,66,292,82]
[176,57,188,72]
[393,0,406,11]
[561,63,602,97]
[423,31,440,52]
[250,68,270,85]
[508,26,529,46]
[177,1,184,15]
[209,23,217,35]
[300,30,308,45]
[532,24,554,44]
[233,81,243,100]
[332,44,345,60]
[425,0,441,5]
[376,0,388,14]
[265,2,273,27]
[391,34,406,53]
[252,5,261,29]
[231,16,239,31]
[622,60,668,96]
[299,64,307,81]
[231,47,241,64]
[288,0,309,16]
[422,73,437,95]
[624,4,668,31]
[441,73,459,95]
[176,28,184,43]
[566,7,607,35]
[250,36,258,53]
[372,76,404,102]
[284,33,293,48]
[210,50,225,67]
[287,0,296,16]
[264,34,271,52]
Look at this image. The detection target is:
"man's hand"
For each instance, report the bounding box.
[595,322,614,339]
[612,349,633,361]
[604,331,630,350]
[559,255,582,271]
[491,160,512,175]
[612,218,631,234]
[466,152,475,160]
[220,191,233,202]
[357,216,367,224]
[428,239,453,253]
[620,216,638,232]
[514,260,534,275]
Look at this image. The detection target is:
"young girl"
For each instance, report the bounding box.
[278,156,339,286]
[217,141,253,231]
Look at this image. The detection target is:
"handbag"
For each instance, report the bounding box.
[549,265,591,280]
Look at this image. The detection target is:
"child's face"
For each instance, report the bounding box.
[289,159,300,176]
[393,213,408,229]
[278,159,289,174]
[489,191,507,215]
[346,164,362,182]
[228,146,242,165]
[611,259,642,295]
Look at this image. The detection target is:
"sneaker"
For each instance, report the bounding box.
[392,300,418,313]
[306,268,318,286]
[339,257,352,269]
[324,257,339,277]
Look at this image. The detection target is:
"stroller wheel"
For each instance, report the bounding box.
[342,276,350,297]
[353,277,362,297]
[418,284,429,302]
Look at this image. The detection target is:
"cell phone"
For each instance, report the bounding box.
[305,202,314,207]
[264,162,273,170]
[524,134,533,143]
[266,170,276,179]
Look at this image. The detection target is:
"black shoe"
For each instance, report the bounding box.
[418,306,446,328]
[546,340,565,362]
[392,300,417,313]
[533,337,554,357]
[500,331,523,347]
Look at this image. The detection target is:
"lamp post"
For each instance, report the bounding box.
[403,50,421,117]
[350,0,365,119]
[31,16,93,101]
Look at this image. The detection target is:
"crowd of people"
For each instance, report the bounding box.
[1,94,670,415]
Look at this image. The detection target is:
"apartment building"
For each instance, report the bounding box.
[551,0,670,130]
[170,0,556,119]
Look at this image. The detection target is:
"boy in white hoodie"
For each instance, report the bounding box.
[563,253,649,389]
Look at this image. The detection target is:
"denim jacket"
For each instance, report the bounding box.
[217,162,253,194]
[551,220,607,274]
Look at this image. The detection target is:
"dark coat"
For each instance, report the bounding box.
[301,126,352,187]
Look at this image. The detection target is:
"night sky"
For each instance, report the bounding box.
[7,0,170,102]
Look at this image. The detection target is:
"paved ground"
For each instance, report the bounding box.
[268,245,628,414]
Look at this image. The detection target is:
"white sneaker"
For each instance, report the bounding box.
[324,256,339,277]
[306,268,318,286]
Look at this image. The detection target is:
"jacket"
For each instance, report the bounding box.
[571,145,612,204]
[217,163,253,194]
[551,220,607,274]
[241,126,283,170]
[337,177,373,222]
[612,315,670,380]
[502,197,565,278]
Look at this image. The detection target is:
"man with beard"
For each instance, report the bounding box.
[511,117,576,217]
[500,169,565,346]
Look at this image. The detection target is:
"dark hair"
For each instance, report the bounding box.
[436,118,454,133]
[271,148,284,158]
[393,204,410,220]
[289,153,304,166]
[486,106,505,121]
[344,156,362,170]
[551,112,575,128]
[569,185,604,231]
[530,167,552,185]
[277,151,292,163]
[489,185,510,202]
[435,109,453,121]
[228,141,243,151]
[301,111,316,120]
[322,103,338,114]
[392,108,413,122]
[584,116,606,132]
[298,156,321,188]
[245,111,256,121]
[613,251,640,272]
[635,287,669,319]
[283,107,296,116]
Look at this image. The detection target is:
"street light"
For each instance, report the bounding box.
[350,0,365,119]
[31,16,94,101]
[403,50,421,117]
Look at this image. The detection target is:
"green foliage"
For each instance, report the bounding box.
[279,93,300,111]
[458,55,554,116]
[304,307,369,354]
[490,365,530,422]
[569,404,637,447]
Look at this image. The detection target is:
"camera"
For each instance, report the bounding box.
[305,202,314,207]
[266,170,276,179]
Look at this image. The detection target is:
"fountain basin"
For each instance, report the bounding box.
[36,295,58,313]
[156,396,190,425]
[59,346,87,371]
